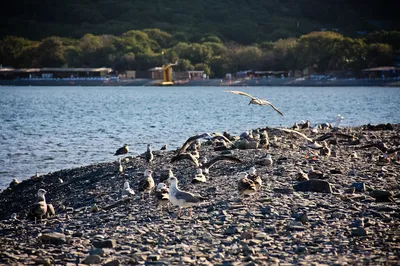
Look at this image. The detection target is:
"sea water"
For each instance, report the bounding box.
[0,86,399,188]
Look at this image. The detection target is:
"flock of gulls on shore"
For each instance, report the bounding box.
[22,90,400,221]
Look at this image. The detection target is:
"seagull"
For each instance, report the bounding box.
[247,167,262,192]
[192,168,207,183]
[118,158,123,174]
[224,90,284,116]
[138,170,155,200]
[27,189,48,222]
[301,120,310,129]
[276,128,325,150]
[296,168,309,181]
[358,141,400,160]
[155,183,170,210]
[121,181,135,198]
[170,153,200,167]
[46,203,56,218]
[9,178,19,188]
[308,166,324,179]
[160,144,168,150]
[145,144,154,165]
[115,144,129,156]
[256,154,273,167]
[200,155,242,175]
[177,133,212,154]
[171,154,242,175]
[167,175,206,218]
[237,173,257,196]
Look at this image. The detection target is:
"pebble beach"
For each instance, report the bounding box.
[0,123,399,265]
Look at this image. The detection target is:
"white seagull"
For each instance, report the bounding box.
[224,90,284,116]
[167,175,206,218]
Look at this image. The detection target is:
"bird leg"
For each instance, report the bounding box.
[177,207,182,218]
[189,207,193,218]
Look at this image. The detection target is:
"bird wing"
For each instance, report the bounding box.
[170,153,199,167]
[178,133,211,154]
[276,128,314,142]
[139,176,154,191]
[224,90,257,100]
[202,155,242,169]
[175,190,202,203]
[358,142,387,153]
[211,133,236,147]
[259,99,284,116]
[316,133,333,141]
[238,178,256,191]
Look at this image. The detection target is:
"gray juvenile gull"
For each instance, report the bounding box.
[138,169,155,200]
[237,173,257,196]
[155,183,170,211]
[247,167,262,193]
[167,175,206,218]
[121,181,135,198]
[115,144,129,156]
[145,143,154,165]
[224,90,284,116]
[27,189,48,222]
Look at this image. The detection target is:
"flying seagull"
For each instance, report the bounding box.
[224,90,284,116]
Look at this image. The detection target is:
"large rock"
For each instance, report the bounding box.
[82,255,102,265]
[92,239,117,249]
[293,180,332,193]
[40,232,66,245]
[369,190,394,202]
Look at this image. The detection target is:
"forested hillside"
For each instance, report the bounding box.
[1,0,399,43]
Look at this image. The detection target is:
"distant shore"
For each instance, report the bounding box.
[1,77,400,87]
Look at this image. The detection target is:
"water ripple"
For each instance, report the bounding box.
[0,85,399,188]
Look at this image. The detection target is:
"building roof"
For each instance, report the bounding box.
[148,67,163,71]
[0,67,112,73]
[187,71,204,74]
[362,66,400,71]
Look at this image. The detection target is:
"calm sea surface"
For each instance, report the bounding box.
[0,86,399,188]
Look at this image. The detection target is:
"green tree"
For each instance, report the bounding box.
[36,37,66,67]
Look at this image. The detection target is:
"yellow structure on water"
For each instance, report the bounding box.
[160,50,177,86]
[160,63,177,86]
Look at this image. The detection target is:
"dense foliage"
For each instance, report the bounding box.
[1,0,398,43]
[1,29,398,78]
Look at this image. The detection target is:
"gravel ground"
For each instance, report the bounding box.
[0,123,399,265]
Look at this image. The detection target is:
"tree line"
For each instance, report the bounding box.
[1,29,399,78]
